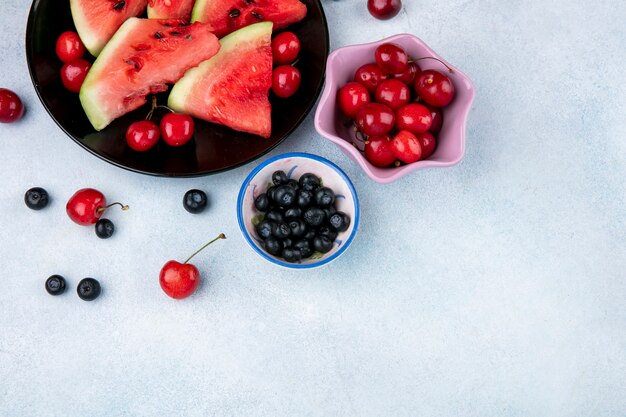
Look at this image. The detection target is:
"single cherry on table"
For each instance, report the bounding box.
[66,188,128,226]
[0,88,25,123]
[367,0,402,20]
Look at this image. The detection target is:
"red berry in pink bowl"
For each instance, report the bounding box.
[364,135,396,167]
[356,103,395,136]
[337,82,370,118]
[415,70,455,107]
[375,79,410,111]
[375,43,409,75]
[391,130,422,164]
[354,63,388,93]
[395,103,432,134]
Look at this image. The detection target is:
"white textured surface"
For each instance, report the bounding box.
[1,0,625,415]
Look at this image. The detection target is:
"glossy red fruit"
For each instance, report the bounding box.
[337,82,370,118]
[55,31,86,63]
[415,70,455,107]
[126,120,160,152]
[0,88,25,123]
[60,59,91,93]
[375,79,410,111]
[416,131,437,159]
[271,32,301,65]
[391,130,422,164]
[159,261,200,299]
[272,65,301,98]
[66,188,106,225]
[427,106,444,133]
[395,103,432,134]
[393,62,420,85]
[364,135,396,167]
[375,43,409,75]
[367,0,402,20]
[354,63,388,93]
[159,233,225,300]
[356,103,395,136]
[160,113,194,146]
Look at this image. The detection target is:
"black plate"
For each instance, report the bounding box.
[26,0,329,177]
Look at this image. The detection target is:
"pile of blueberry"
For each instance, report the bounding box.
[254,170,351,263]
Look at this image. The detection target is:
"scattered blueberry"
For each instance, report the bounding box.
[95,218,115,239]
[183,189,208,214]
[45,275,66,296]
[77,278,101,301]
[24,187,49,210]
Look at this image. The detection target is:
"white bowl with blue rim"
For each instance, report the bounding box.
[237,152,360,269]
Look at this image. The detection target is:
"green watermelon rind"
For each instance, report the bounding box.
[168,21,273,113]
[79,18,140,131]
[69,0,100,56]
[189,0,208,23]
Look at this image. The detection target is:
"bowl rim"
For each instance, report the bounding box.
[236,152,360,269]
[314,33,475,184]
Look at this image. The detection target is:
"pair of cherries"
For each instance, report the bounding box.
[271,31,302,99]
[56,31,91,93]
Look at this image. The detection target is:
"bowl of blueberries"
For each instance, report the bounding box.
[237,152,359,268]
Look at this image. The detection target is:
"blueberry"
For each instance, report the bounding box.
[285,179,299,190]
[314,187,335,207]
[254,193,270,212]
[288,219,307,238]
[266,186,277,203]
[313,235,333,254]
[77,278,101,301]
[183,189,208,213]
[318,226,338,242]
[95,218,115,239]
[45,275,66,296]
[24,187,49,210]
[303,207,326,227]
[323,206,337,220]
[272,221,291,239]
[273,185,297,208]
[256,219,275,239]
[299,173,320,191]
[265,210,283,223]
[293,240,313,258]
[282,237,293,248]
[284,207,302,219]
[297,190,313,208]
[272,170,288,185]
[329,211,351,232]
[282,247,302,263]
[304,229,316,241]
[264,237,283,256]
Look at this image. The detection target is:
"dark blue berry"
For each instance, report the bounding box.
[254,193,270,212]
[297,190,313,208]
[329,211,351,232]
[314,187,335,207]
[273,185,297,208]
[272,221,291,239]
[294,240,313,258]
[24,187,49,210]
[45,275,66,295]
[299,173,320,191]
[265,210,283,223]
[284,207,302,219]
[95,218,115,239]
[282,237,293,248]
[256,219,275,239]
[313,235,333,253]
[282,247,302,263]
[77,278,101,301]
[183,189,208,213]
[318,226,338,241]
[304,229,316,241]
[303,207,326,227]
[288,219,307,238]
[264,237,283,256]
[272,170,288,185]
[285,179,299,190]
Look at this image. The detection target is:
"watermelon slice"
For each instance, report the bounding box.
[80,18,220,131]
[70,0,150,56]
[191,0,306,38]
[168,22,273,138]
[147,0,196,20]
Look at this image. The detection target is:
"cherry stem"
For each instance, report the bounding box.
[414,57,455,73]
[96,202,129,213]
[291,58,300,66]
[146,96,174,121]
[184,233,226,264]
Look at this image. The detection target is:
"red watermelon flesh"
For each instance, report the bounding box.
[147,0,196,20]
[168,22,273,138]
[80,18,220,131]
[191,0,307,38]
[70,0,149,56]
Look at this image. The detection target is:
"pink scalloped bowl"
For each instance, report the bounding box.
[314,34,475,183]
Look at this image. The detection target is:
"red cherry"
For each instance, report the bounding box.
[356,103,395,136]
[126,120,160,152]
[271,32,300,65]
[391,130,422,164]
[375,43,409,75]
[364,135,396,167]
[367,0,402,19]
[393,62,420,85]
[160,113,194,146]
[354,63,388,93]
[0,88,25,123]
[414,70,455,107]
[66,188,128,226]
[60,59,91,93]
[375,79,410,111]
[337,82,370,118]
[427,106,444,133]
[272,65,301,98]
[416,131,437,159]
[395,103,432,134]
[56,31,86,63]
[159,233,226,300]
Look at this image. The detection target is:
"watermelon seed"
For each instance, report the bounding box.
[125,59,142,71]
[229,8,241,18]
[186,35,192,40]
[112,0,125,10]
[170,31,183,36]
[178,22,190,27]
[251,11,264,19]
[154,32,164,39]
[245,0,256,3]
